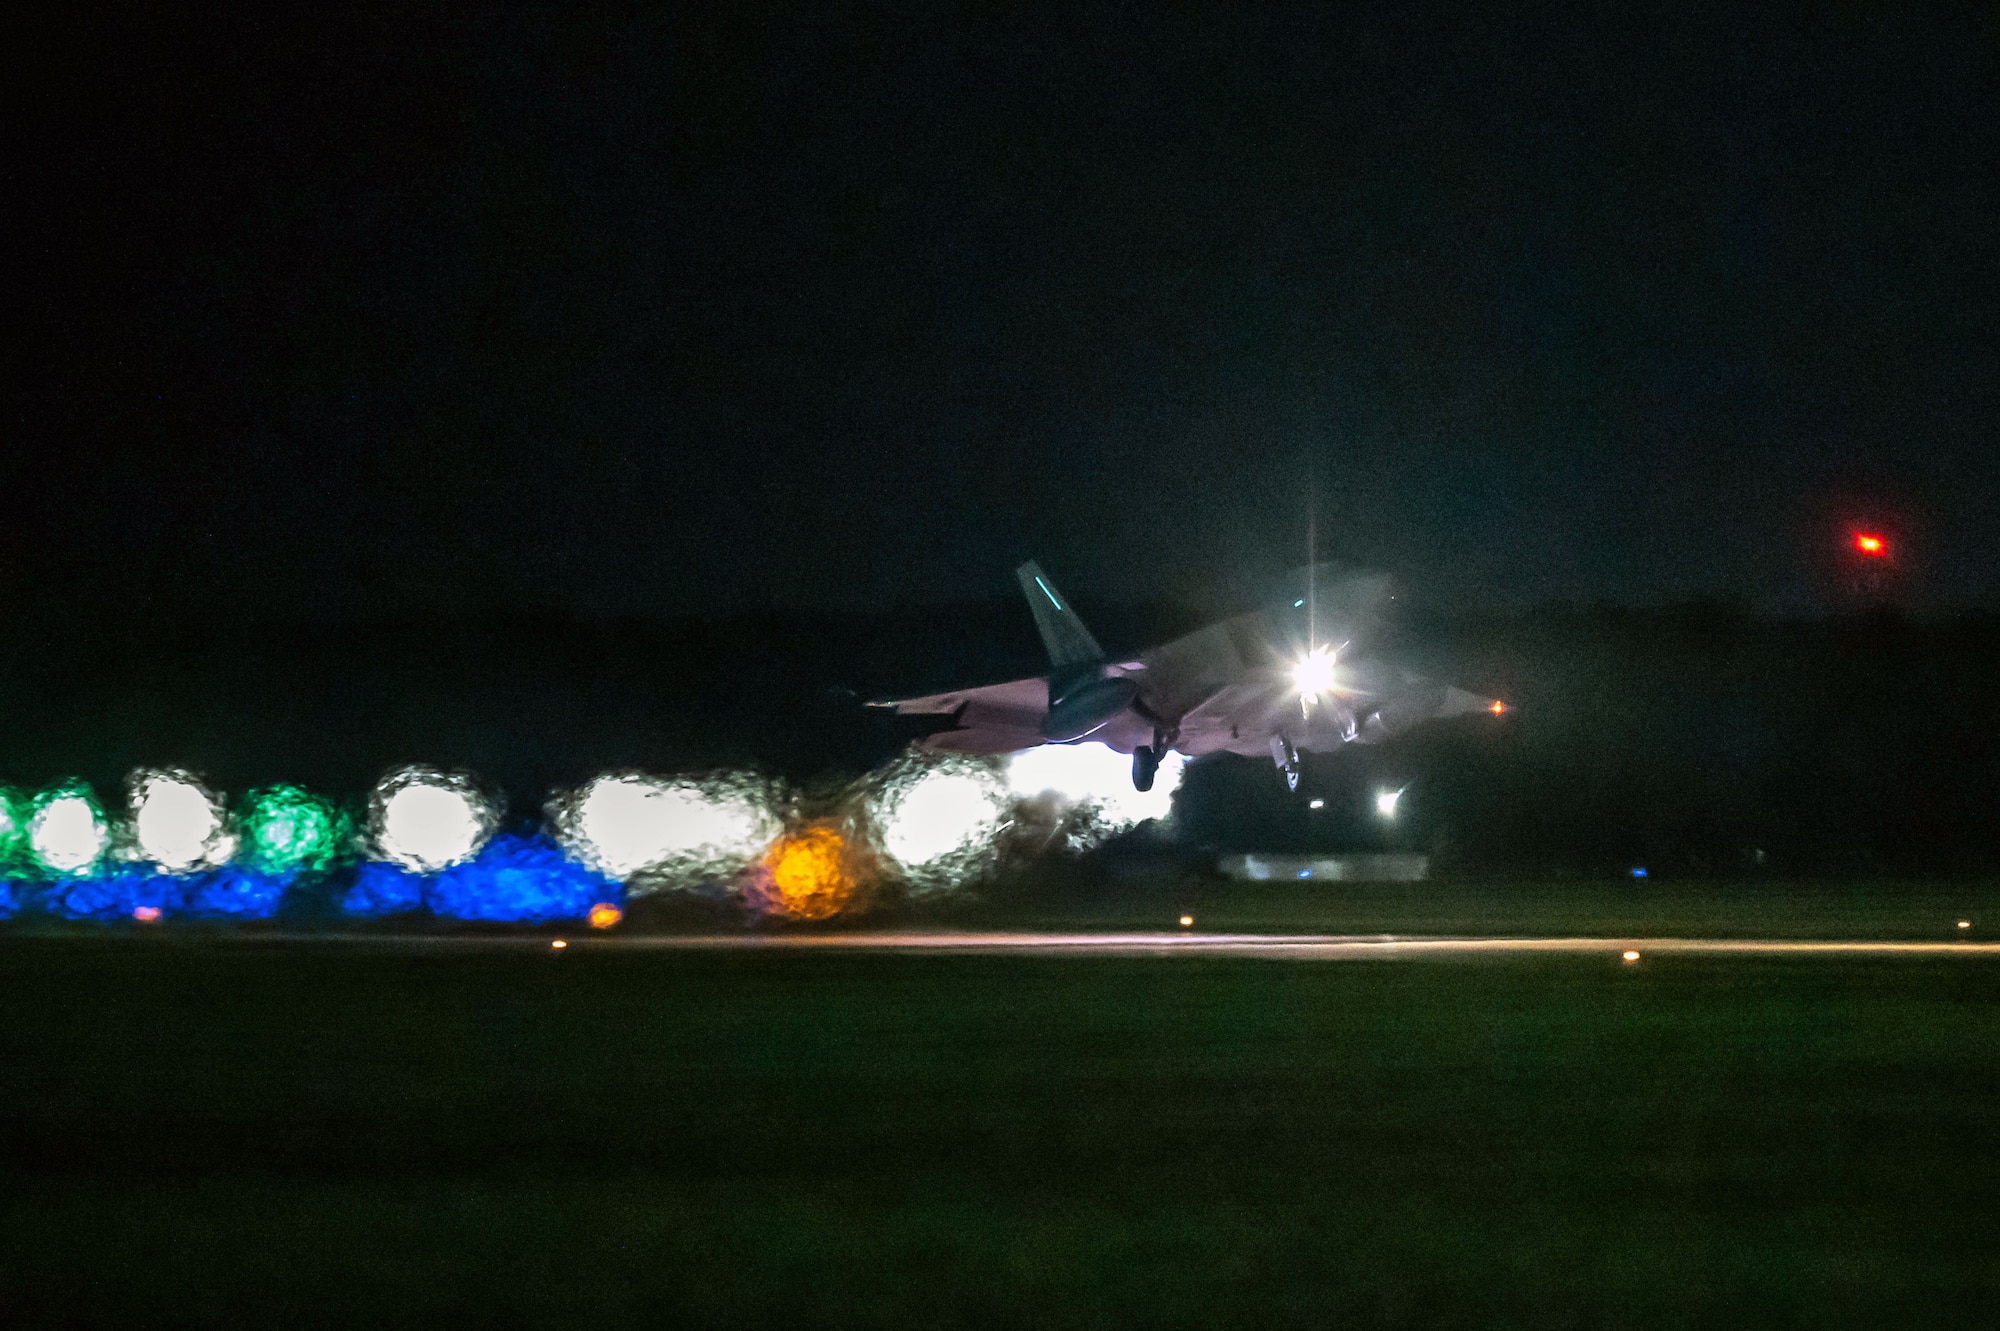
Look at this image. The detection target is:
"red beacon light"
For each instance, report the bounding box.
[1853,532,1888,558]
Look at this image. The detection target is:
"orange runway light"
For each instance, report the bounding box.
[587,902,623,929]
[1179,915,1194,928]
[754,822,861,921]
[131,906,161,923]
[1489,700,1507,715]
[1959,920,1972,930]
[1621,950,1641,963]
[1853,532,1888,557]
[550,939,567,949]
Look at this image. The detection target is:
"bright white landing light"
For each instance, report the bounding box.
[1375,787,1404,819]
[30,792,109,875]
[132,771,233,872]
[373,770,493,872]
[1004,741,1183,827]
[1293,646,1338,700]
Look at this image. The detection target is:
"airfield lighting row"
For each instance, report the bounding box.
[0,744,1184,924]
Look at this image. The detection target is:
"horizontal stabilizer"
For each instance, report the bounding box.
[921,727,1045,756]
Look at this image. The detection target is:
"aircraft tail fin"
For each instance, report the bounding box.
[1015,561,1105,669]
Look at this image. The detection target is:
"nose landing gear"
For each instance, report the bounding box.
[1270,735,1301,791]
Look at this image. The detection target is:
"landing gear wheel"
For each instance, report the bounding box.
[1270,734,1301,792]
[1132,745,1160,792]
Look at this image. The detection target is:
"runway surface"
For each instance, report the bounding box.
[283,931,2000,958]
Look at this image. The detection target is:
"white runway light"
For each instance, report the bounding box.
[131,770,234,872]
[557,773,778,883]
[370,767,495,872]
[878,764,1010,872]
[30,788,109,876]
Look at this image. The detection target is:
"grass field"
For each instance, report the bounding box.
[4,919,2000,1327]
[965,873,2000,942]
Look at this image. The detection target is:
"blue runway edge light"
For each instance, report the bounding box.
[182,867,293,920]
[49,868,184,921]
[343,861,427,918]
[430,836,619,922]
[40,864,294,922]
[343,835,618,923]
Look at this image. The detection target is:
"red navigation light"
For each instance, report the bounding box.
[1853,532,1888,557]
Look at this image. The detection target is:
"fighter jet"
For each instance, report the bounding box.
[876,561,1504,790]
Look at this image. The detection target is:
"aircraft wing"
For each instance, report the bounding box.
[1172,673,1303,756]
[1175,669,1504,758]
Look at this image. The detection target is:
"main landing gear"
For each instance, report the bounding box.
[1132,728,1174,791]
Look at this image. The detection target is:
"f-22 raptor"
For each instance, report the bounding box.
[878,562,1504,791]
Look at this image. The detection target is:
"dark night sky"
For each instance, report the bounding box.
[8,3,1997,623]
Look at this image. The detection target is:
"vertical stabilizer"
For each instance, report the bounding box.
[1015,561,1105,668]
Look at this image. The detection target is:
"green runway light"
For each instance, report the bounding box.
[0,788,26,873]
[240,785,348,874]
